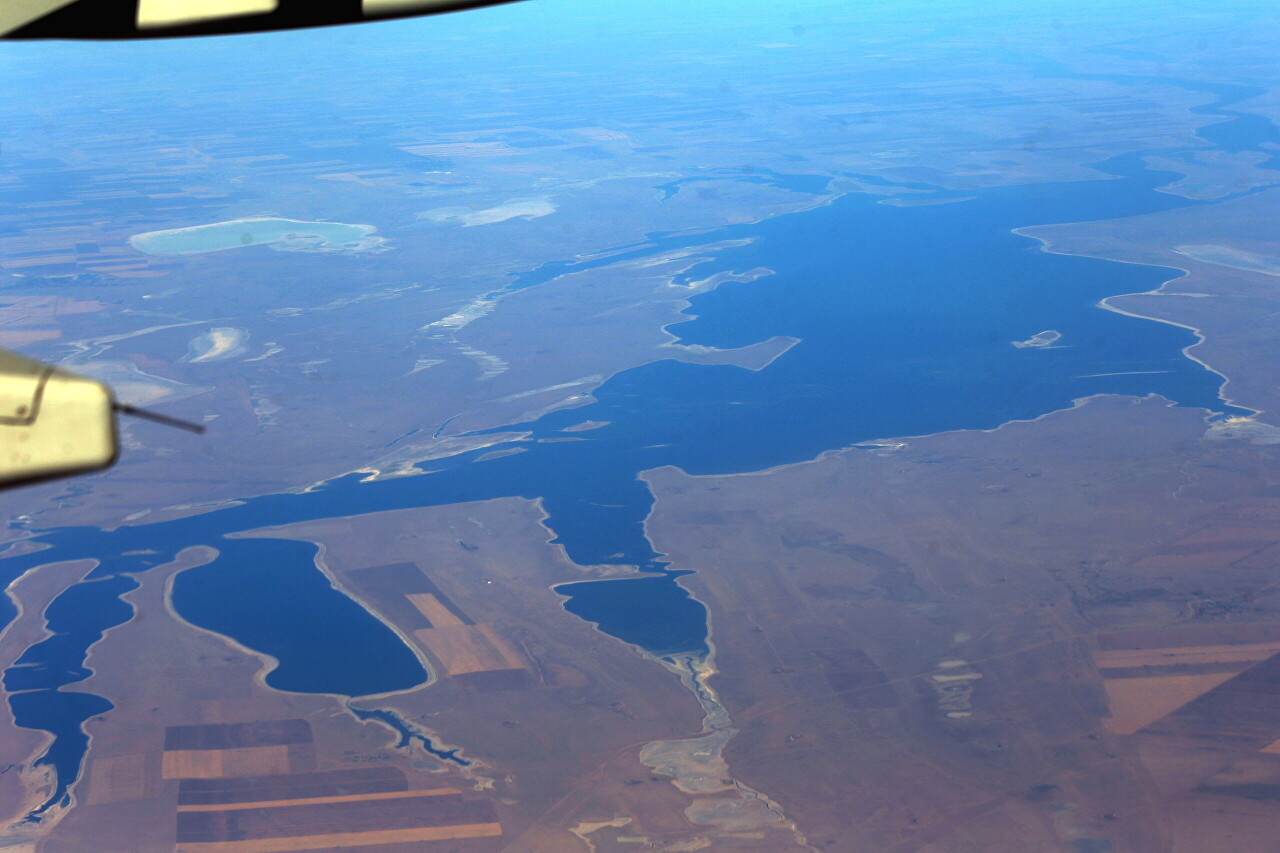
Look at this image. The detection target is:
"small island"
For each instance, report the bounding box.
[1012,329,1063,349]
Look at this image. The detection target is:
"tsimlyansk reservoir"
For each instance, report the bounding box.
[4,73,1272,820]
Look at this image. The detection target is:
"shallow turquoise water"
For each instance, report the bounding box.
[130,217,374,256]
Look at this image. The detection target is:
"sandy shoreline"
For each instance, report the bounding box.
[1013,225,1259,417]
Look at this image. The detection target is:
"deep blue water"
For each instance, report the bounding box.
[169,539,426,696]
[1,69,1274,818]
[2,576,130,818]
[4,576,136,694]
[560,574,708,656]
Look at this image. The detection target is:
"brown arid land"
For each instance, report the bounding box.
[644,391,1280,852]
[10,498,815,852]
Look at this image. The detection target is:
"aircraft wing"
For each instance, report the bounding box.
[3,0,528,40]
[0,348,118,489]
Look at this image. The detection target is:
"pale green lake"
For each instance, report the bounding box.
[130,217,381,256]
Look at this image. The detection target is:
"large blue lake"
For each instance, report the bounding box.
[1,75,1270,818]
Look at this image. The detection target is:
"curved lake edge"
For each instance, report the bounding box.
[162,552,291,697]
[0,560,102,824]
[88,548,215,679]
[163,546,471,766]
[0,559,97,649]
[172,534,430,700]
[1015,225,1264,419]
[635,391,1217,493]
[6,550,213,822]
[67,550,217,813]
[214,529,437,700]
[196,495,669,694]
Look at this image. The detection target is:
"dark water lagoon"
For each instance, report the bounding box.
[170,538,427,697]
[2,73,1272,819]
[559,574,709,656]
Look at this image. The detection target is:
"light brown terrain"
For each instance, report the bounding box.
[643,392,1280,852]
[16,498,812,852]
[243,499,810,851]
[13,547,506,853]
